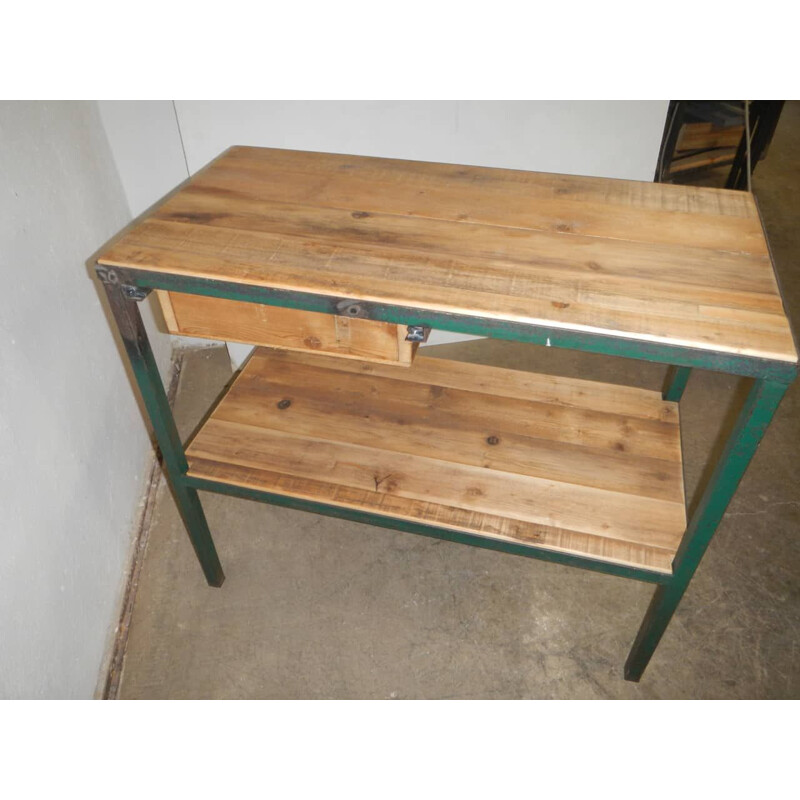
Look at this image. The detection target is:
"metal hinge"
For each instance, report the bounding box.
[405,325,430,343]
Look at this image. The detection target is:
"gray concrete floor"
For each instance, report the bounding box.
[118,104,800,699]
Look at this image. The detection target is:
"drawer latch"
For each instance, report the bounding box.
[405,325,430,343]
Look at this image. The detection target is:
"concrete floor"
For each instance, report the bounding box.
[118,104,800,699]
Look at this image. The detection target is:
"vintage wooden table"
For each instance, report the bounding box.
[94,146,797,681]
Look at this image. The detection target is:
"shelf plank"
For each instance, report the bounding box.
[186,349,687,574]
[96,146,797,364]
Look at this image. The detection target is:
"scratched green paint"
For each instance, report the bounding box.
[624,378,789,680]
[103,281,225,587]
[117,267,798,382]
[663,365,692,402]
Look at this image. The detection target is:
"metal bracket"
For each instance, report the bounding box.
[405,325,431,343]
[336,299,370,319]
[96,266,151,301]
[95,265,119,285]
[121,284,152,301]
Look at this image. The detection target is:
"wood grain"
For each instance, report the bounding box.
[97,146,797,364]
[155,289,178,331]
[676,122,743,153]
[186,348,686,574]
[160,291,416,365]
[669,148,738,175]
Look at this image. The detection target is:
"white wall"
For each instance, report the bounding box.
[101,101,668,364]
[175,101,667,181]
[0,101,172,698]
[97,101,189,219]
[96,101,216,351]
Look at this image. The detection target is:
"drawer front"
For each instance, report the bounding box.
[157,291,417,366]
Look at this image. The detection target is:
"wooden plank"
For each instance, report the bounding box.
[164,291,415,365]
[245,348,678,421]
[190,456,675,574]
[229,352,683,464]
[119,216,782,299]
[669,148,738,175]
[395,326,418,365]
[190,419,683,550]
[156,289,178,332]
[157,187,770,261]
[172,170,769,256]
[220,146,759,219]
[215,365,684,502]
[676,122,744,153]
[96,145,797,365]
[185,349,686,572]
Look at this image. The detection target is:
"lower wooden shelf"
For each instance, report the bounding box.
[186,348,687,575]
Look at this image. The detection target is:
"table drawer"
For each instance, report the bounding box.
[157,291,418,366]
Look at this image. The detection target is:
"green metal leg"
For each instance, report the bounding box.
[99,269,225,587]
[625,377,789,681]
[663,365,692,402]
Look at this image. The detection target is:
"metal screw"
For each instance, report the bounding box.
[277,398,292,410]
[336,299,368,319]
[487,435,500,446]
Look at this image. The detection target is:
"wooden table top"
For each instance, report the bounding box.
[97,145,797,364]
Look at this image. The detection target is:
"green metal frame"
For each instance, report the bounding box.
[101,273,224,587]
[96,264,796,682]
[663,365,692,402]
